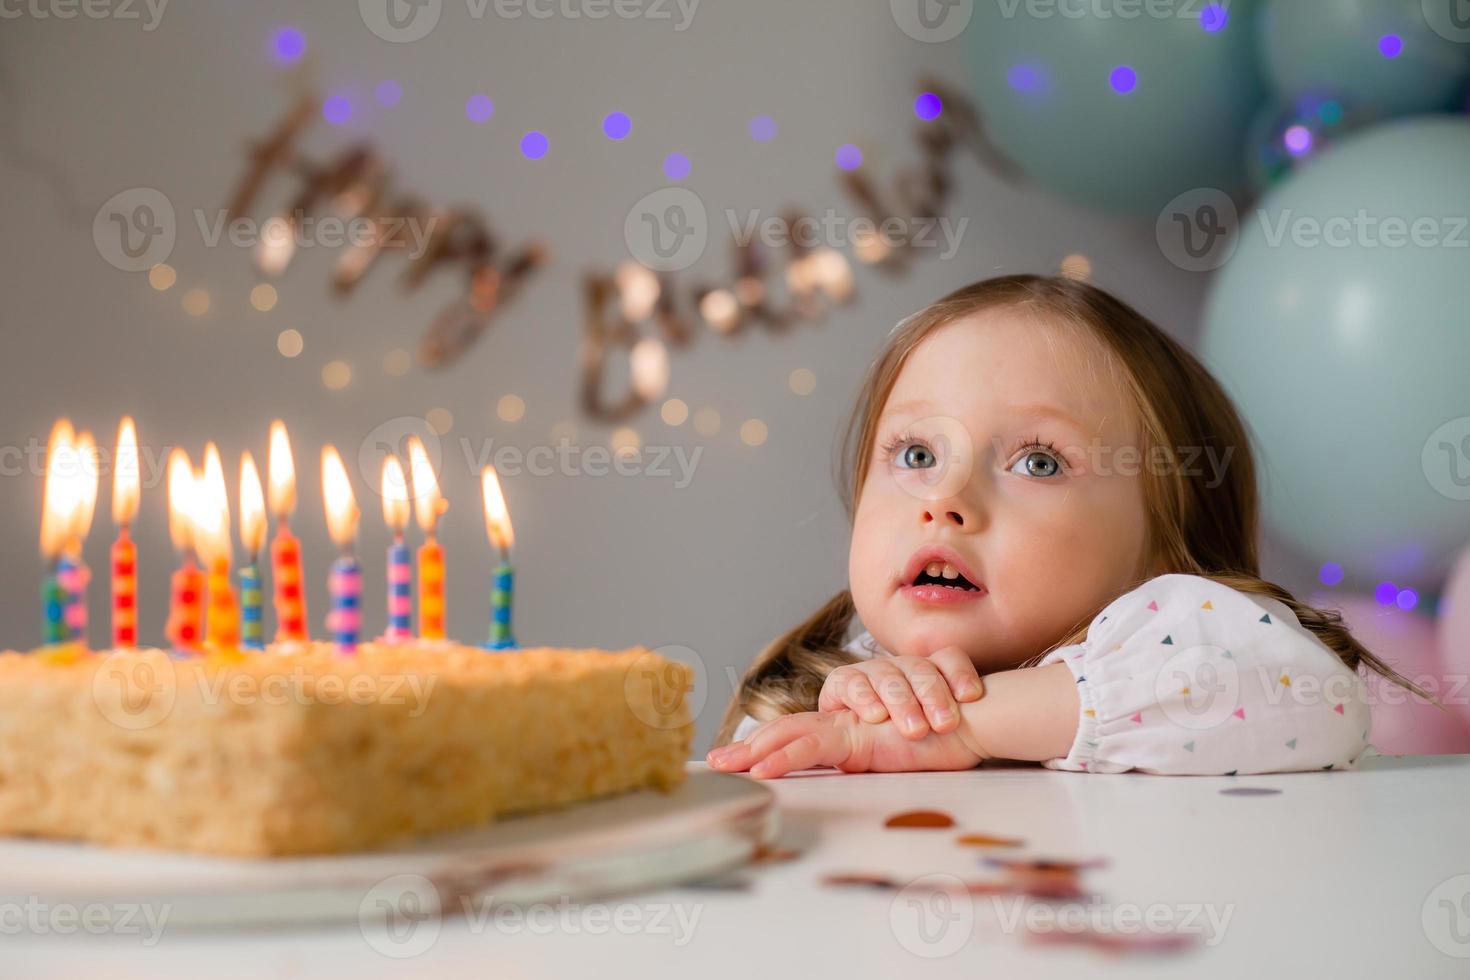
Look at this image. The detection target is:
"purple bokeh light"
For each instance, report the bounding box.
[835,144,863,171]
[271,26,306,64]
[1318,562,1345,587]
[1109,65,1137,94]
[749,115,778,141]
[465,94,495,123]
[1395,588,1419,611]
[913,92,943,121]
[1374,581,1398,605]
[663,152,691,181]
[375,80,403,107]
[1378,34,1403,58]
[603,112,631,140]
[1007,63,1046,94]
[322,95,352,126]
[520,131,549,160]
[1283,124,1313,156]
[1200,3,1228,32]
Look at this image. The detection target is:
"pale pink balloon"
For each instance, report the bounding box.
[1309,592,1470,756]
[1438,547,1470,730]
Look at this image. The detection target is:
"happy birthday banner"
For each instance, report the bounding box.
[225,77,1019,424]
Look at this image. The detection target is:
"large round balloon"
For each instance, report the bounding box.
[966,0,1264,217]
[1312,593,1470,756]
[1259,0,1470,117]
[1201,117,1470,584]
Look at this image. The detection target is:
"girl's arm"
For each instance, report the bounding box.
[707,662,1079,777]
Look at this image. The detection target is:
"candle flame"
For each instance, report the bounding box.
[239,451,266,556]
[406,436,444,535]
[267,420,296,518]
[72,429,100,546]
[480,465,514,552]
[381,456,410,533]
[321,445,360,549]
[194,443,231,568]
[166,449,197,554]
[112,416,139,527]
[40,419,78,558]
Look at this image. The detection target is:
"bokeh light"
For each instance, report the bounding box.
[662,152,691,181]
[521,131,549,160]
[250,283,278,312]
[276,329,303,358]
[426,408,454,436]
[181,289,211,316]
[661,398,689,426]
[148,264,176,291]
[1318,562,1345,587]
[913,92,943,121]
[1109,65,1138,94]
[1283,124,1313,156]
[834,144,863,171]
[465,94,495,123]
[322,95,352,126]
[321,360,351,390]
[497,394,526,422]
[1395,588,1418,611]
[740,419,769,447]
[383,348,412,376]
[1007,63,1046,94]
[749,115,778,141]
[375,80,403,107]
[1199,3,1228,32]
[1378,34,1403,59]
[603,112,631,140]
[271,26,306,64]
[1374,581,1398,605]
[788,368,816,396]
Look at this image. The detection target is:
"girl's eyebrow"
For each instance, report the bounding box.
[884,398,1089,433]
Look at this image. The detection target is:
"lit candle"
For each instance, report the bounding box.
[480,465,516,650]
[268,420,309,644]
[111,417,140,648]
[408,436,447,641]
[40,420,79,647]
[322,446,362,655]
[59,429,99,648]
[381,456,412,643]
[238,451,267,651]
[198,444,239,651]
[164,450,205,655]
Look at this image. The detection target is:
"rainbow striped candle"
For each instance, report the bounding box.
[488,561,515,650]
[41,562,66,646]
[321,446,361,656]
[238,452,268,651]
[239,564,265,649]
[269,422,309,644]
[111,418,140,648]
[408,436,447,642]
[57,551,90,645]
[381,457,412,643]
[481,466,517,651]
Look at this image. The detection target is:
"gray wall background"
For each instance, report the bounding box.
[0,1,1311,753]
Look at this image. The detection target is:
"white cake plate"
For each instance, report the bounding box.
[0,767,775,929]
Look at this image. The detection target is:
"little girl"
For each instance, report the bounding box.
[707,275,1424,779]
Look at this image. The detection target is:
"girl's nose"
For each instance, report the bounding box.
[922,506,968,527]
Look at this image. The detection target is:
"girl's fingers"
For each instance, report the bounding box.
[749,724,850,778]
[929,647,986,702]
[897,658,961,734]
[708,714,815,771]
[865,661,929,739]
[819,666,884,721]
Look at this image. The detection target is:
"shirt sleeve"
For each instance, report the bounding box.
[1035,574,1371,776]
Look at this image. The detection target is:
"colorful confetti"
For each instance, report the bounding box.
[884,809,955,829]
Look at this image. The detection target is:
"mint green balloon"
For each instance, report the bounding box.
[966,0,1264,217]
[1200,117,1470,584]
[1259,0,1470,116]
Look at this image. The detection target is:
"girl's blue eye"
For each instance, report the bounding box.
[1011,448,1062,479]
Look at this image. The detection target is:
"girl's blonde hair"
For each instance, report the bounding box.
[712,274,1432,747]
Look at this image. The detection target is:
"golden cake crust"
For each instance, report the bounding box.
[0,643,694,856]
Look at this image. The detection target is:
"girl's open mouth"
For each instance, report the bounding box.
[900,561,987,605]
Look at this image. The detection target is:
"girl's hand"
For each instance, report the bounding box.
[706,708,986,779]
[817,647,985,740]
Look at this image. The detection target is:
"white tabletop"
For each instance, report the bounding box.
[8,754,1470,978]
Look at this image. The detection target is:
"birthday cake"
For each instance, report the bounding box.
[0,642,694,857]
